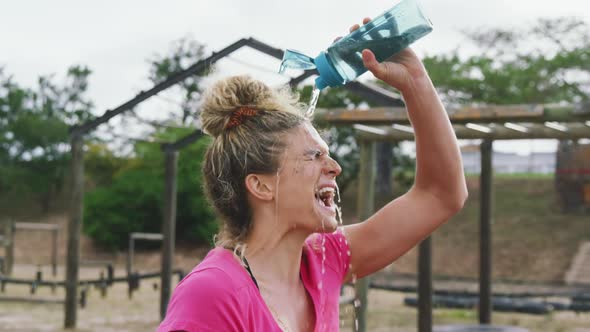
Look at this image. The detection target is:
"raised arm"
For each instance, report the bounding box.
[342,19,468,281]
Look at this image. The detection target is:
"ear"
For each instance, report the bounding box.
[245,173,275,201]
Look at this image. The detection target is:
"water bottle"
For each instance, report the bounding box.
[279,0,433,89]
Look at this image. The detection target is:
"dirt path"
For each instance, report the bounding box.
[1,265,589,332]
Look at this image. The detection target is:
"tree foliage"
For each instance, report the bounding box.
[148,37,212,124]
[0,66,94,210]
[423,17,589,105]
[83,128,217,249]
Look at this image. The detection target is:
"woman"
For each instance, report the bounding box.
[159,18,467,332]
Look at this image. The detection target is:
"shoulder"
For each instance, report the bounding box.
[158,249,253,332]
[175,266,241,299]
[304,228,351,278]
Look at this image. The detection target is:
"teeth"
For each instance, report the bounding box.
[316,187,335,195]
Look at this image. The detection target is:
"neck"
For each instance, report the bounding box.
[243,209,311,290]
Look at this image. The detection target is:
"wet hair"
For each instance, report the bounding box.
[200,75,307,255]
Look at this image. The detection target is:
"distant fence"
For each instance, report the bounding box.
[1,220,60,276]
[0,268,184,307]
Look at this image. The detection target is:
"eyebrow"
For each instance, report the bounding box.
[303,147,330,157]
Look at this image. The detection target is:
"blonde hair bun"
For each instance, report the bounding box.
[200,75,304,138]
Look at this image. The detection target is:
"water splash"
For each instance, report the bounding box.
[305,86,321,118]
[335,183,343,225]
[351,271,358,332]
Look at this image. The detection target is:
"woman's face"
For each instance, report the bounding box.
[275,123,342,233]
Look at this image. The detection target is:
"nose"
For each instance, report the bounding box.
[325,156,342,178]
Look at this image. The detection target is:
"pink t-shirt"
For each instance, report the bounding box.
[158,229,351,332]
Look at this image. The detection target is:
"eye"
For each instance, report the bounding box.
[314,150,324,159]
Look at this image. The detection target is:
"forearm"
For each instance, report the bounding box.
[402,75,467,208]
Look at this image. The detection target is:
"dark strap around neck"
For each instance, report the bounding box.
[242,256,260,290]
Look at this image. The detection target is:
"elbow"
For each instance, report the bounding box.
[446,185,468,216]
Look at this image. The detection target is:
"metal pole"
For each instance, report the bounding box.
[160,150,178,320]
[479,139,493,324]
[355,139,376,332]
[418,236,433,332]
[65,134,84,328]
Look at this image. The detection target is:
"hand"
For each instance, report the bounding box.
[340,17,430,94]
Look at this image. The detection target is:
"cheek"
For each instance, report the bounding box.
[301,163,321,178]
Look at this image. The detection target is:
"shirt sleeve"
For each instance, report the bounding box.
[157,268,247,332]
[320,228,352,282]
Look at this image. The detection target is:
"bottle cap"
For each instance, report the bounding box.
[314,52,344,90]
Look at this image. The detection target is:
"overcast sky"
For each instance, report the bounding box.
[1,0,588,154]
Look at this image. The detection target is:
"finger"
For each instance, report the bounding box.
[362,17,371,25]
[333,36,343,43]
[349,23,360,33]
[362,49,386,78]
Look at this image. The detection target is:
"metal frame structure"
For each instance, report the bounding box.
[313,105,590,332]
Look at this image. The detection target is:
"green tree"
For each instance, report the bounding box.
[423,17,589,105]
[0,66,94,211]
[83,128,216,249]
[148,37,212,124]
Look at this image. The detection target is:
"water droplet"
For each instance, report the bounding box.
[318,281,323,290]
[335,183,344,225]
[346,250,351,256]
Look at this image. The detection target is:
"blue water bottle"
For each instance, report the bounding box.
[280,0,433,89]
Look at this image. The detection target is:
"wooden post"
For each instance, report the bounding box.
[479,139,493,324]
[418,236,433,332]
[52,228,58,277]
[64,134,84,328]
[4,220,14,276]
[355,139,376,332]
[127,234,134,278]
[160,150,178,320]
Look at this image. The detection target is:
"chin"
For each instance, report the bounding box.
[314,215,338,233]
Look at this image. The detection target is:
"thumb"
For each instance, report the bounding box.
[361,49,386,79]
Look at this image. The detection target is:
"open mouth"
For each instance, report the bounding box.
[315,186,335,211]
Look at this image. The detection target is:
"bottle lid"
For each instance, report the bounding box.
[314,52,344,90]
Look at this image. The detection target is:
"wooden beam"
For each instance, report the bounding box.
[71,37,261,136]
[160,150,178,320]
[51,229,58,277]
[316,104,590,125]
[131,233,164,241]
[354,139,376,332]
[3,220,14,276]
[64,134,84,328]
[479,140,493,324]
[15,222,60,231]
[163,130,203,152]
[356,122,590,141]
